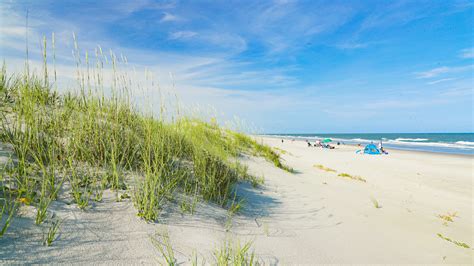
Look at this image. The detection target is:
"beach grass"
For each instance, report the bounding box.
[150,230,177,265]
[151,232,260,265]
[437,233,470,249]
[0,187,17,236]
[313,165,367,183]
[214,240,257,265]
[438,212,457,224]
[0,34,292,237]
[338,173,366,182]
[42,218,62,246]
[313,164,337,173]
[370,197,382,209]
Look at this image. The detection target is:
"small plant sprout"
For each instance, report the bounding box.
[250,175,265,188]
[214,239,257,265]
[43,218,62,246]
[1,195,18,237]
[150,230,177,265]
[371,197,382,209]
[228,196,245,216]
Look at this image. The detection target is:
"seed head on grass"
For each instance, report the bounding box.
[0,33,295,235]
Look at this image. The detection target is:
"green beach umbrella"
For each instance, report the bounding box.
[322,138,332,143]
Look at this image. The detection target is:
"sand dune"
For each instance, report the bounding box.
[1,137,473,264]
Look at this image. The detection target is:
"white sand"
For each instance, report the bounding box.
[1,137,473,264]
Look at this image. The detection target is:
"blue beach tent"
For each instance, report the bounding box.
[363,144,381,155]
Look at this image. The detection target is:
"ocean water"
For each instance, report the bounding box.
[265,133,474,155]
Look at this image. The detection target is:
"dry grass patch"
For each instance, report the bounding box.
[313,164,336,173]
[338,173,366,182]
[437,233,470,249]
[438,212,457,224]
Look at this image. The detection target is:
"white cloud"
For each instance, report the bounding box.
[160,12,181,22]
[415,66,450,78]
[427,78,456,85]
[248,1,355,53]
[415,65,473,79]
[440,87,473,97]
[0,26,28,37]
[109,0,176,17]
[2,0,471,133]
[459,48,474,59]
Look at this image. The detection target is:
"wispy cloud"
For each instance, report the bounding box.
[459,48,474,59]
[440,86,473,97]
[168,31,197,40]
[415,65,473,79]
[427,78,456,85]
[1,0,472,132]
[160,12,181,22]
[335,42,370,50]
[250,1,355,53]
[416,66,450,78]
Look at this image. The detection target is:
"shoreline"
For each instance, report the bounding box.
[260,134,474,157]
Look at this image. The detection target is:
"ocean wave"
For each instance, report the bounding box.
[264,135,320,140]
[350,138,374,143]
[455,141,474,146]
[262,134,474,153]
[395,138,429,142]
[329,137,474,151]
[386,140,474,150]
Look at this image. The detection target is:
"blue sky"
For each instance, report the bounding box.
[0,0,473,133]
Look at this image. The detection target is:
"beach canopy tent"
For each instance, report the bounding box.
[322,138,332,143]
[363,144,381,155]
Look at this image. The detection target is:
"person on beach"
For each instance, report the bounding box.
[323,143,335,149]
[378,139,388,154]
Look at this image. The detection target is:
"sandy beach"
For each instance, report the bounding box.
[1,136,472,264]
[2,1,473,264]
[245,137,474,264]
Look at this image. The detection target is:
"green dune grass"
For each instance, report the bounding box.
[0,35,292,242]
